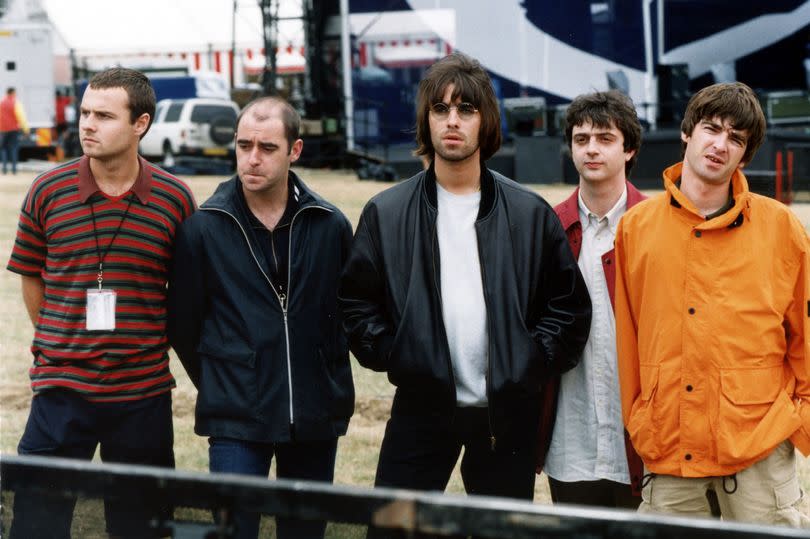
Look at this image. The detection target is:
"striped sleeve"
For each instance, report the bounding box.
[8,178,47,276]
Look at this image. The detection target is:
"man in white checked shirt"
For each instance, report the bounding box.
[537,90,645,508]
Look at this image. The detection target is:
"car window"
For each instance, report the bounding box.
[164,102,184,123]
[154,102,166,122]
[190,105,237,124]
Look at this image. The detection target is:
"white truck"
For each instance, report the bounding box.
[0,22,57,159]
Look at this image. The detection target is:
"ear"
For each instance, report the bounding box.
[625,149,636,162]
[133,113,150,138]
[289,138,304,163]
[680,131,689,144]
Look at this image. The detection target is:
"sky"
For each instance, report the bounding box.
[40,0,304,55]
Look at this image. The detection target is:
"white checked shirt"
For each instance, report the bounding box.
[544,187,630,484]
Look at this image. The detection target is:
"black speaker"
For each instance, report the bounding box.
[657,63,690,127]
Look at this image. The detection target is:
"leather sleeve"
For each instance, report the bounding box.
[338,203,395,372]
[530,209,591,376]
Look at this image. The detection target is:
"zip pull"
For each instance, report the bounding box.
[490,435,497,452]
[278,292,287,311]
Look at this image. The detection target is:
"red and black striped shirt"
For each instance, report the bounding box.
[7,156,196,402]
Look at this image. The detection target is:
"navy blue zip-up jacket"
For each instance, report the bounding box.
[168,172,354,443]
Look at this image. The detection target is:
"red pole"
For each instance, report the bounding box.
[775,150,783,202]
[787,150,794,204]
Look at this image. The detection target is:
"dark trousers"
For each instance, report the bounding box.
[208,436,338,539]
[9,389,175,539]
[548,477,640,509]
[369,395,538,538]
[0,129,20,174]
[375,392,538,497]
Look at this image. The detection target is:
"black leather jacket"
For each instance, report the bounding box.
[168,173,354,443]
[339,166,591,447]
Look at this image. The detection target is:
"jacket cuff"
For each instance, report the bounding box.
[790,402,810,456]
[376,334,394,365]
[789,427,810,456]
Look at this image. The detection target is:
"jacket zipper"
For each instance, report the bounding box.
[474,226,496,451]
[430,213,458,432]
[201,203,333,432]
[431,215,457,422]
[283,204,332,429]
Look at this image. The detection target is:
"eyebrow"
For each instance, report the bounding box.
[80,106,115,115]
[702,119,747,139]
[573,130,616,137]
[236,139,280,148]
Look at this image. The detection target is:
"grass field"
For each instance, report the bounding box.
[1,165,810,536]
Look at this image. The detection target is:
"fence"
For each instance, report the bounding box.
[2,454,808,538]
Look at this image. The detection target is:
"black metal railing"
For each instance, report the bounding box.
[1,454,807,539]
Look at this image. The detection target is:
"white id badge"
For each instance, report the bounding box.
[86,289,117,331]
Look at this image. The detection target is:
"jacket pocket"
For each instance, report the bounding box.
[626,364,661,461]
[716,365,799,464]
[195,344,259,421]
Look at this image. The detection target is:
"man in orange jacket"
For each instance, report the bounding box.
[615,82,810,526]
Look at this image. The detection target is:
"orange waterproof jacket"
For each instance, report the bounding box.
[615,162,810,477]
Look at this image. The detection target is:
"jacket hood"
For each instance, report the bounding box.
[663,162,752,230]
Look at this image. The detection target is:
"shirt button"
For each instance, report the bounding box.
[695,230,702,238]
[686,385,693,392]
[605,259,611,265]
[685,453,692,461]
[688,307,696,315]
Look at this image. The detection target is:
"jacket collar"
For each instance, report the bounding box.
[556,180,646,231]
[663,162,751,229]
[423,160,496,220]
[201,169,324,215]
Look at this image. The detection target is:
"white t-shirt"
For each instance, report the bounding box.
[436,183,488,407]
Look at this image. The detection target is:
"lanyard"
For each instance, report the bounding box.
[89,195,134,290]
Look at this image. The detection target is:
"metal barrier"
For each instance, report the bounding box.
[1,454,807,538]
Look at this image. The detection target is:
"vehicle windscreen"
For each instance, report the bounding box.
[190,105,237,124]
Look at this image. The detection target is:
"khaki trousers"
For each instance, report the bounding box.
[639,441,810,527]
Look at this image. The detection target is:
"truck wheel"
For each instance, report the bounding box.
[162,141,176,168]
[209,115,235,145]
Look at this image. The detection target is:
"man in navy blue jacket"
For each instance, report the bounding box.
[168,96,354,539]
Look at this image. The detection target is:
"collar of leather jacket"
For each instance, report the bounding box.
[423,160,497,221]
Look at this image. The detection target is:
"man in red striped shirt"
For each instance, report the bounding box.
[6,67,195,539]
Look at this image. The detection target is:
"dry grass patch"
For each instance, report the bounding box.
[0,167,806,520]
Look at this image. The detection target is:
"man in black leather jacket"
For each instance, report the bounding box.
[339,52,591,503]
[168,96,354,539]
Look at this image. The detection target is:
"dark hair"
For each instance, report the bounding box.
[565,90,642,176]
[236,96,301,154]
[87,68,156,136]
[6,87,15,95]
[681,82,766,165]
[414,52,501,162]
